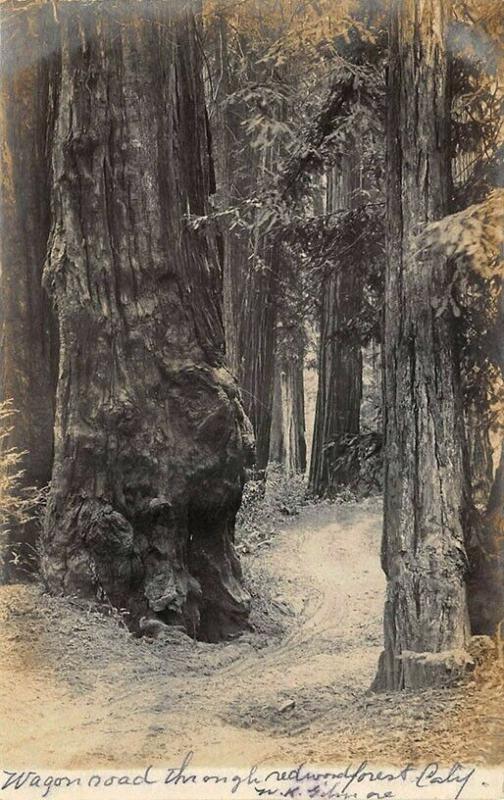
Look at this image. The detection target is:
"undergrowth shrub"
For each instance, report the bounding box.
[0,400,45,578]
[236,464,309,553]
[329,431,383,495]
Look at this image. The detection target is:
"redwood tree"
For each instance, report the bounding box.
[238,233,278,471]
[40,0,252,641]
[310,159,363,495]
[207,8,297,472]
[268,290,307,476]
[209,9,254,377]
[374,0,472,690]
[268,352,306,475]
[0,3,58,579]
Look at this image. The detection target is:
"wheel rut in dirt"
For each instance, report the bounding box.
[1,499,386,767]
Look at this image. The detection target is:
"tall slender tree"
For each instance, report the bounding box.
[206,8,281,470]
[40,0,252,641]
[268,249,307,475]
[310,158,363,495]
[374,0,472,690]
[209,9,254,377]
[238,228,279,471]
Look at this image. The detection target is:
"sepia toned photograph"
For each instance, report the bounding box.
[0,0,503,797]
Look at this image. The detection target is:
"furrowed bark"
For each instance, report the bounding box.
[373,0,472,691]
[239,240,277,472]
[0,3,58,579]
[309,160,362,496]
[41,0,252,640]
[210,12,239,375]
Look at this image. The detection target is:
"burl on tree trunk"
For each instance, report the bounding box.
[373,0,473,690]
[41,0,253,641]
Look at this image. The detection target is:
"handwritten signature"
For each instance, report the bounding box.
[0,752,481,800]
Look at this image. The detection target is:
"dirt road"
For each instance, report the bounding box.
[1,498,502,769]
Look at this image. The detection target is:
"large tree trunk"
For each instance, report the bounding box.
[40,0,252,641]
[309,160,362,496]
[0,4,58,580]
[374,0,472,691]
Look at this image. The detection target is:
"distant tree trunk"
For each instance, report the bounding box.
[239,244,277,471]
[0,4,58,579]
[41,0,252,641]
[238,139,280,471]
[360,342,384,491]
[268,324,306,475]
[208,17,277,467]
[374,0,472,691]
[309,160,362,495]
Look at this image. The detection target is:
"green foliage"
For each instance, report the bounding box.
[289,201,385,342]
[322,431,383,496]
[236,465,309,553]
[420,190,504,441]
[0,401,39,528]
[0,400,46,575]
[203,0,388,360]
[281,64,385,198]
[420,191,504,279]
[203,0,501,504]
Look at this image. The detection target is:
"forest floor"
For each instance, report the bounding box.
[1,497,503,771]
